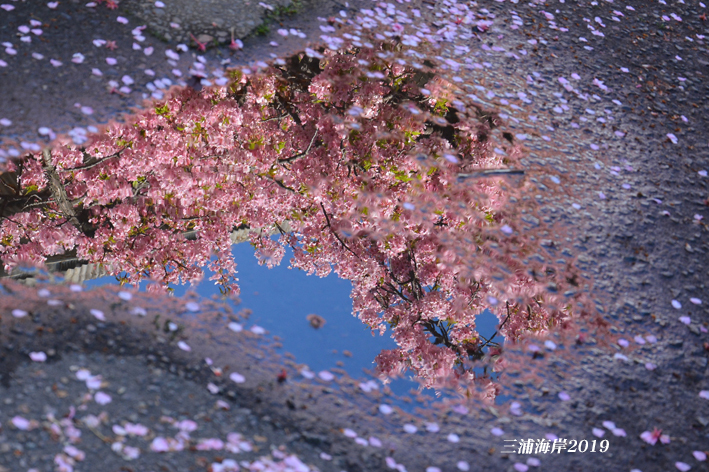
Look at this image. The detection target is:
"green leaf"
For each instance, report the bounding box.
[22,184,39,195]
[155,104,170,116]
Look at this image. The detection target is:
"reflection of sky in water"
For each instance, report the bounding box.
[76,240,502,403]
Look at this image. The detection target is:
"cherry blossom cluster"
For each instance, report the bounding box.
[1,36,580,392]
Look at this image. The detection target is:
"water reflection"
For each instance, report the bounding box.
[14,235,504,408]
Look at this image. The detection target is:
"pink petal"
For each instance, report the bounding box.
[175,419,197,432]
[229,372,245,383]
[250,325,265,334]
[185,301,200,312]
[403,424,417,434]
[318,370,334,381]
[150,437,170,452]
[196,438,224,450]
[640,431,657,445]
[29,351,47,362]
[12,416,31,430]
[94,392,112,405]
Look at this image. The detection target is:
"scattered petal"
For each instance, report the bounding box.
[94,392,112,405]
[403,424,417,434]
[29,351,47,362]
[185,301,200,312]
[150,437,170,452]
[250,325,265,334]
[229,372,245,383]
[227,322,243,332]
[12,416,31,430]
[318,370,334,381]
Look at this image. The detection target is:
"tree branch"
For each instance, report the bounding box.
[320,202,359,259]
[67,147,127,172]
[479,301,511,350]
[42,149,82,231]
[261,114,289,123]
[278,129,319,164]
[261,173,297,193]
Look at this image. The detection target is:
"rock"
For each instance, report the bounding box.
[197,34,214,44]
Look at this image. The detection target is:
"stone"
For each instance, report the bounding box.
[197,34,214,44]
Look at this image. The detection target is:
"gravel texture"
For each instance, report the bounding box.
[0,0,366,159]
[125,0,292,44]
